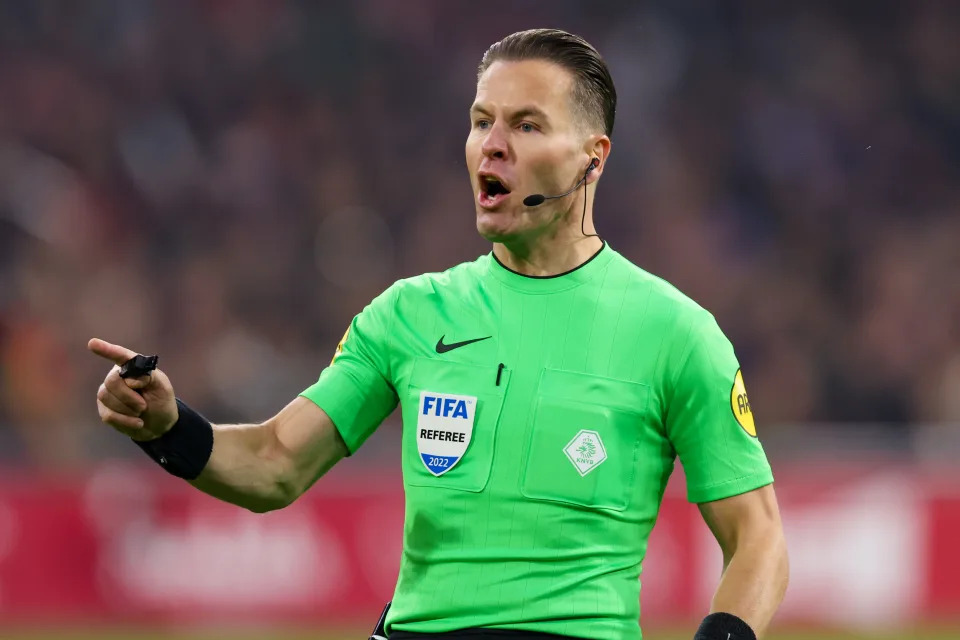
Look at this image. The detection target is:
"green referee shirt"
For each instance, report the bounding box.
[300,243,773,640]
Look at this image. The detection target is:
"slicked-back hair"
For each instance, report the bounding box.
[477,29,617,137]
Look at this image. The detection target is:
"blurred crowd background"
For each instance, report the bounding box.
[0,0,958,468]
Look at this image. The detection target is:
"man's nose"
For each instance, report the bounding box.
[480,123,509,160]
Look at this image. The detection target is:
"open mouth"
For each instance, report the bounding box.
[479,175,512,208]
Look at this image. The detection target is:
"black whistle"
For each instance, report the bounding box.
[119,354,159,379]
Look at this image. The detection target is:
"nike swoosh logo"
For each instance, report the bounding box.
[435,335,492,354]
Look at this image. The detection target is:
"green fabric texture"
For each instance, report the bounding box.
[300,244,773,640]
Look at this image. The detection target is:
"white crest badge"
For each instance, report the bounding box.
[563,429,607,476]
[416,391,477,476]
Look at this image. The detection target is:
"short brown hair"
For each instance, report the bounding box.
[477,29,617,137]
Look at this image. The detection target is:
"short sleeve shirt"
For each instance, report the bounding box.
[300,244,773,640]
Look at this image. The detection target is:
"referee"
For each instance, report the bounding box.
[90,29,788,640]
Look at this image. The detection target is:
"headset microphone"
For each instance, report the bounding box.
[522,158,599,207]
[522,158,601,239]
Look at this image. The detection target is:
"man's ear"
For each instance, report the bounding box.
[585,136,611,184]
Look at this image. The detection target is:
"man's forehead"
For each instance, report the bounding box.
[473,59,574,117]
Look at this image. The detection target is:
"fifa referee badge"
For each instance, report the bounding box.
[416,391,477,476]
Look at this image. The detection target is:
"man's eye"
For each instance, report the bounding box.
[519,123,535,133]
[475,120,490,130]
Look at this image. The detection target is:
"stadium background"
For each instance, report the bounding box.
[0,1,958,638]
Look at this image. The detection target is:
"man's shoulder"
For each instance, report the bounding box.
[359,256,487,317]
[388,254,489,297]
[609,249,713,325]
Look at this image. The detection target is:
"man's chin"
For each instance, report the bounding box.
[476,214,516,243]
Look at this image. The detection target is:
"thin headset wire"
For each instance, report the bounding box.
[581,162,599,239]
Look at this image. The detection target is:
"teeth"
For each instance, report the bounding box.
[479,174,509,200]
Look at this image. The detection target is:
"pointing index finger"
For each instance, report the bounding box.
[87,338,139,367]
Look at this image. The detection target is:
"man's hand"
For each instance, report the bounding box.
[88,338,178,442]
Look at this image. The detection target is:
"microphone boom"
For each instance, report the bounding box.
[522,158,597,207]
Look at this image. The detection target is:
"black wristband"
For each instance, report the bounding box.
[134,399,214,480]
[694,612,756,640]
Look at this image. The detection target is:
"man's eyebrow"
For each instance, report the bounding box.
[512,106,550,122]
[469,103,492,117]
[469,104,550,122]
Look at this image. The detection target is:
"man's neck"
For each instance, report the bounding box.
[493,235,604,277]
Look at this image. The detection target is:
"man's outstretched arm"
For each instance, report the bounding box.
[697,483,789,639]
[89,338,348,513]
[189,396,348,512]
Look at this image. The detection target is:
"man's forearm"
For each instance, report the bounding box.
[709,531,789,638]
[189,421,296,513]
